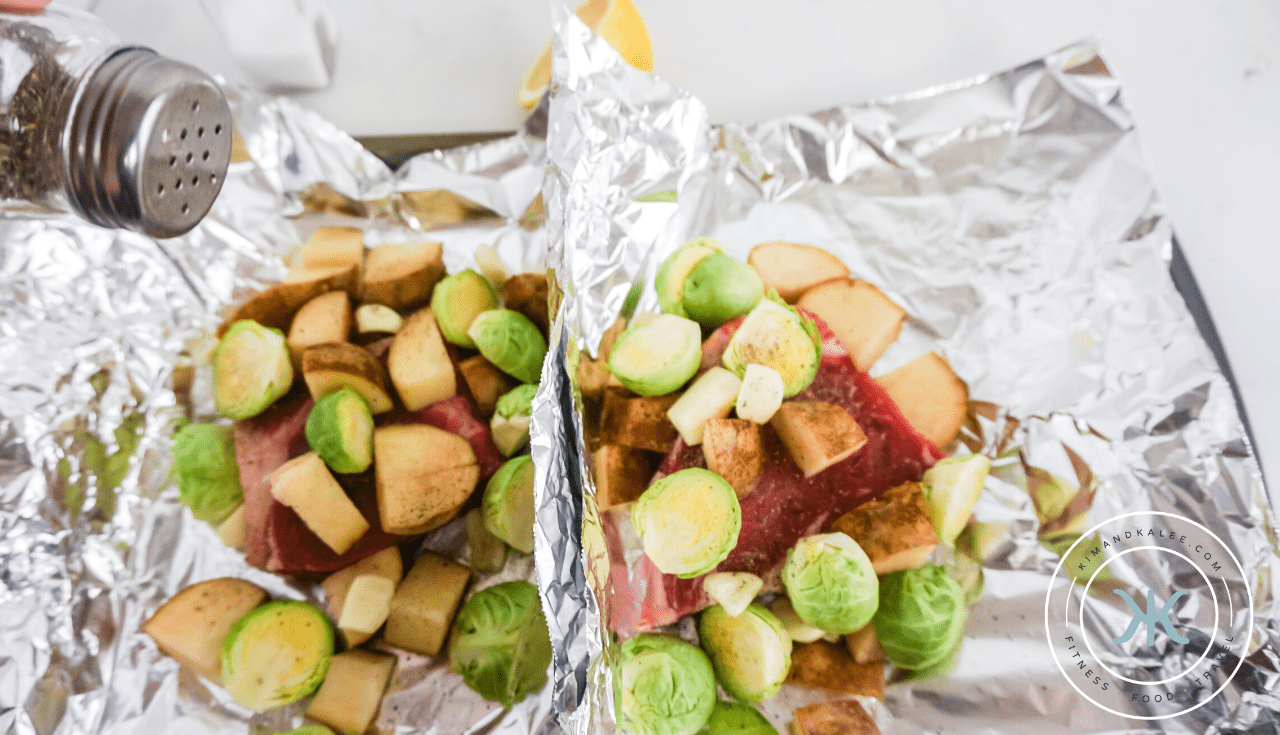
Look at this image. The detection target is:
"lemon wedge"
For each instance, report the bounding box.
[518,0,653,109]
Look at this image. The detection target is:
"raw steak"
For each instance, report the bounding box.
[605,310,945,632]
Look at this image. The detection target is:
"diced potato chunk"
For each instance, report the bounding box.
[829,481,938,575]
[384,552,470,656]
[338,575,395,634]
[735,363,784,423]
[666,367,741,445]
[300,227,364,269]
[747,241,850,303]
[322,547,404,647]
[599,390,680,452]
[305,649,396,735]
[798,279,905,372]
[593,444,655,511]
[875,351,968,448]
[217,262,358,338]
[770,400,867,478]
[141,578,267,684]
[374,424,478,535]
[270,452,370,555]
[288,291,351,368]
[701,418,764,497]
[793,699,882,735]
[302,341,394,414]
[216,503,247,550]
[363,241,445,310]
[502,272,550,335]
[845,624,884,664]
[355,303,403,335]
[458,355,516,417]
[703,572,763,617]
[388,307,456,411]
[788,640,885,700]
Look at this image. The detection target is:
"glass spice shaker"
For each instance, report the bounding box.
[0,4,232,238]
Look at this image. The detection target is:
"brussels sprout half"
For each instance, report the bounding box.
[699,603,792,702]
[221,600,333,712]
[449,580,551,707]
[873,563,967,670]
[492,383,537,456]
[213,319,294,420]
[655,237,724,318]
[921,454,991,546]
[305,386,374,473]
[607,314,702,396]
[483,455,536,554]
[781,532,879,635]
[682,253,764,330]
[632,468,741,579]
[616,633,717,735]
[702,701,779,735]
[171,423,243,525]
[468,309,548,384]
[721,296,821,398]
[282,727,336,735]
[432,269,500,348]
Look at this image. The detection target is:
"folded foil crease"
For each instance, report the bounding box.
[542,16,1278,735]
[0,84,553,734]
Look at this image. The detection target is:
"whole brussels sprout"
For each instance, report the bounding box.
[305,386,374,473]
[781,532,878,635]
[432,268,500,348]
[721,295,821,398]
[701,701,779,735]
[607,313,702,396]
[873,563,967,670]
[655,237,724,318]
[632,468,741,578]
[171,423,243,525]
[221,600,333,711]
[483,455,536,554]
[468,309,548,384]
[681,253,764,330]
[698,603,792,702]
[213,319,293,419]
[616,633,717,735]
[449,580,552,706]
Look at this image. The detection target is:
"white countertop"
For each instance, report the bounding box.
[94,0,1280,483]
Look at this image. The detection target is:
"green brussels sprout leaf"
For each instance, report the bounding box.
[468,309,548,384]
[607,314,702,396]
[448,580,552,707]
[305,386,374,473]
[655,237,724,318]
[483,455,536,554]
[781,532,879,635]
[699,603,792,702]
[681,253,764,330]
[492,383,537,456]
[213,319,294,420]
[632,468,741,578]
[873,563,967,670]
[221,600,333,711]
[701,700,779,735]
[616,633,717,735]
[921,454,991,546]
[721,296,821,398]
[432,269,500,348]
[171,423,243,525]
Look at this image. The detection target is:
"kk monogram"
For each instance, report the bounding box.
[1112,589,1190,646]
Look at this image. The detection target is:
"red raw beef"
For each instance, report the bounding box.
[605,310,946,632]
[234,349,503,573]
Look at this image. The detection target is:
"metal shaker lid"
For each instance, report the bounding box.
[65,48,232,239]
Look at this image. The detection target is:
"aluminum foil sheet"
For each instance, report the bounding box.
[540,15,1280,735]
[0,83,555,733]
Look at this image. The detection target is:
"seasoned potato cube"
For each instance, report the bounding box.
[793,699,881,735]
[300,227,364,269]
[845,624,884,664]
[798,278,905,372]
[363,241,445,310]
[322,547,404,647]
[829,481,938,575]
[788,640,885,700]
[701,418,764,497]
[747,241,850,303]
[374,424,479,535]
[302,341,394,414]
[217,262,359,338]
[384,552,470,656]
[141,578,267,684]
[305,649,396,735]
[288,291,351,368]
[459,355,517,417]
[388,307,456,411]
[502,272,550,335]
[875,351,967,448]
[593,444,656,511]
[599,390,681,452]
[269,452,370,555]
[770,400,867,477]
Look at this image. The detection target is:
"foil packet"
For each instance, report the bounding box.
[537,15,1280,735]
[0,83,555,733]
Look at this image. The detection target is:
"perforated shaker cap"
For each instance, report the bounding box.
[65,48,232,239]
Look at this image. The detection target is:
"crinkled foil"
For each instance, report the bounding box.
[541,14,1279,735]
[0,84,555,733]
